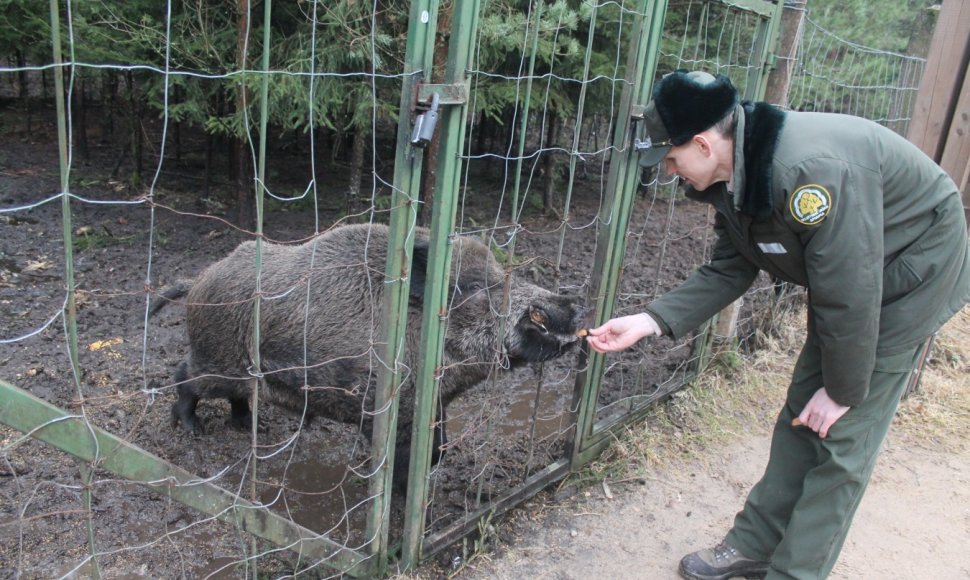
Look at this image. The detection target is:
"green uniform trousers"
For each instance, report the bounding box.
[725,325,926,580]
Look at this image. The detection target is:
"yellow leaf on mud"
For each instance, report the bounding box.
[24,259,53,273]
[88,337,124,351]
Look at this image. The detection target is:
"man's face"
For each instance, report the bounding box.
[661,133,722,191]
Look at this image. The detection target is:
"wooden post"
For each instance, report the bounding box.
[903,0,970,396]
[907,0,970,157]
[907,0,970,222]
[939,66,970,220]
[764,0,807,110]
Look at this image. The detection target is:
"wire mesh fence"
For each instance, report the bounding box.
[0,0,930,577]
[788,12,927,135]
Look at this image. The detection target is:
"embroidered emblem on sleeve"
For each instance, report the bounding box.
[789,184,832,225]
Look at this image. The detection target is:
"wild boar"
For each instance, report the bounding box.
[152,223,589,485]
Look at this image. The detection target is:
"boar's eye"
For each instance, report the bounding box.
[528,306,549,333]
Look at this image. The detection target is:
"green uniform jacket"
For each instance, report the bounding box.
[645,109,970,407]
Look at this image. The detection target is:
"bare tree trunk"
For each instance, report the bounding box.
[173,84,182,165]
[100,71,117,143]
[346,126,368,218]
[542,118,560,216]
[233,0,254,230]
[418,131,440,228]
[74,74,89,162]
[125,70,143,188]
[205,132,214,199]
[16,50,31,134]
[888,6,938,135]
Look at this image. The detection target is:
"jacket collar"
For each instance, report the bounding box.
[735,101,787,218]
[730,103,747,211]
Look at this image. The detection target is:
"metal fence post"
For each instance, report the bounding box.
[48,0,100,576]
[570,0,669,469]
[364,0,439,572]
[400,0,481,568]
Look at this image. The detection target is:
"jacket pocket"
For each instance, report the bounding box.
[881,206,950,305]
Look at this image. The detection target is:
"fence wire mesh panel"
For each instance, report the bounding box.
[417,0,658,557]
[0,0,934,577]
[788,12,928,135]
[0,0,433,577]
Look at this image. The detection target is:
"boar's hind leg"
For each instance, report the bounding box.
[171,361,252,435]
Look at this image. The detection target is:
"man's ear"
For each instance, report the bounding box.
[693,133,713,157]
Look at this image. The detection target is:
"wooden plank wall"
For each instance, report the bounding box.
[906,0,970,221]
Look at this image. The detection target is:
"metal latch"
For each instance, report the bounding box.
[629,105,650,157]
[409,82,468,149]
[411,92,440,149]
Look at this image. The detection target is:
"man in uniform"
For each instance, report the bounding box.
[586,70,970,579]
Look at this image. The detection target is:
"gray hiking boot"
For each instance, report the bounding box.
[678,540,769,579]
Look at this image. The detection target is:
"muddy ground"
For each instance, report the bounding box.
[0,102,728,578]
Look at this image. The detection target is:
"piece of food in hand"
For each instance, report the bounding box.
[576,328,589,338]
[791,417,804,427]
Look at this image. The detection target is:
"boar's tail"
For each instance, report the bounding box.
[148,279,192,317]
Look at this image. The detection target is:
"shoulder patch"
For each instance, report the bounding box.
[789,184,832,225]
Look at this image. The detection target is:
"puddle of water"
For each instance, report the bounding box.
[260,457,372,539]
[448,376,572,443]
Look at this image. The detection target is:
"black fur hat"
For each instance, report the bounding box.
[639,70,738,166]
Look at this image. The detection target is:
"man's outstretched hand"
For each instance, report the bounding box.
[586,312,663,353]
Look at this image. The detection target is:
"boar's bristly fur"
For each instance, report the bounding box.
[154,223,589,488]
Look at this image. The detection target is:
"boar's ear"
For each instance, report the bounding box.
[409,238,429,301]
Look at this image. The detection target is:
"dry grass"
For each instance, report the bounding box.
[590,304,970,479]
[893,306,970,453]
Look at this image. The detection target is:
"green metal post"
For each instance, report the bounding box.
[48,2,77,425]
[48,1,100,577]
[245,0,273,573]
[570,0,669,469]
[365,0,438,571]
[400,0,480,569]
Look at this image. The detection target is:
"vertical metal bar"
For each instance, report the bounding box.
[570,0,669,469]
[247,0,273,574]
[365,0,438,572]
[49,1,100,577]
[400,0,481,568]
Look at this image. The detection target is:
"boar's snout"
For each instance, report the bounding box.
[506,292,591,363]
